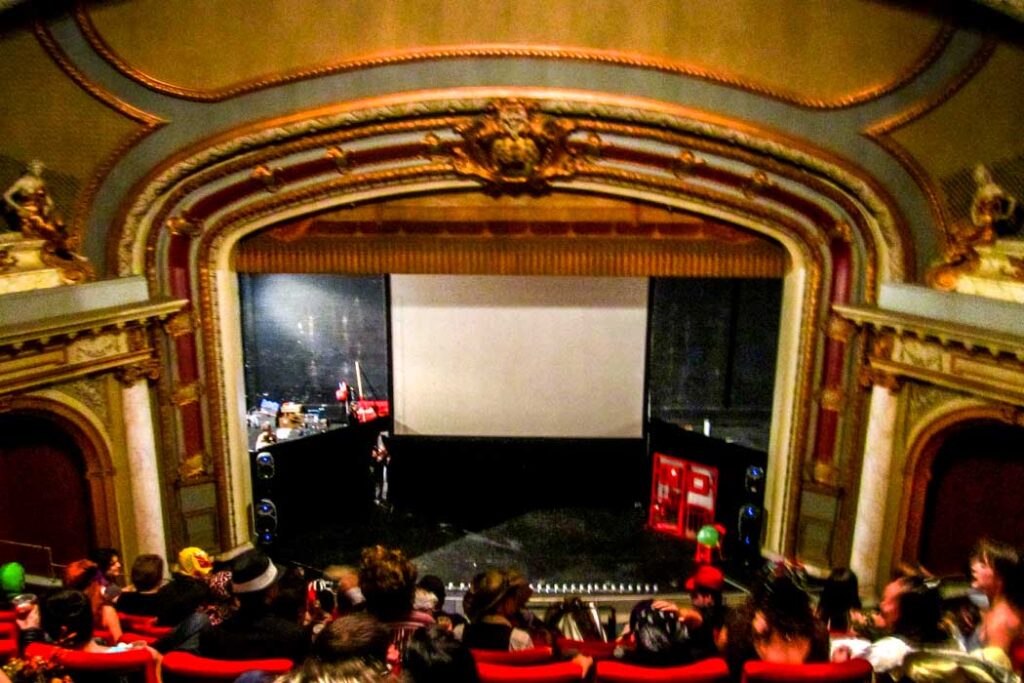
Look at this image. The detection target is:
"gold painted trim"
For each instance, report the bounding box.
[863,39,997,251]
[33,20,166,260]
[234,238,787,277]
[121,91,902,292]
[74,3,953,111]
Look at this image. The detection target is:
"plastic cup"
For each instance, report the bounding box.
[12,593,36,618]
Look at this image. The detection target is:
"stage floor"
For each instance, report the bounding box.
[270,504,745,592]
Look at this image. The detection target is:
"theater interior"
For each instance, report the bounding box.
[1,0,1023,610]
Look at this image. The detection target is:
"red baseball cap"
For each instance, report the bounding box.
[685,565,724,592]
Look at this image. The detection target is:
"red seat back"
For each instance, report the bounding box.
[741,658,873,682]
[557,638,622,659]
[477,660,589,683]
[0,611,15,623]
[25,642,158,683]
[160,651,294,683]
[595,657,730,682]
[471,646,554,665]
[117,613,159,632]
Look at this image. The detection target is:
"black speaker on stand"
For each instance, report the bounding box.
[737,465,765,566]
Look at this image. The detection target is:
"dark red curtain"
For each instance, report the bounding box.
[0,414,93,567]
[921,421,1024,576]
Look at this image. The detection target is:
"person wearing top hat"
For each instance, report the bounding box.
[198,550,309,663]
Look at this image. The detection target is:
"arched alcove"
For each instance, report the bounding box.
[900,406,1024,575]
[0,398,118,569]
[919,420,1024,575]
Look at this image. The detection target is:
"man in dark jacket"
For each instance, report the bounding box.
[199,550,309,663]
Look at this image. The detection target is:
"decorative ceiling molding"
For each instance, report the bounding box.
[33,19,166,246]
[111,91,908,287]
[863,38,997,253]
[73,2,954,110]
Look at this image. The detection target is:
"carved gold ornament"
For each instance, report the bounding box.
[163,310,194,338]
[0,248,16,272]
[178,451,210,482]
[251,165,281,193]
[325,147,351,174]
[167,215,201,238]
[449,99,580,195]
[826,315,857,343]
[114,358,161,385]
[742,170,774,199]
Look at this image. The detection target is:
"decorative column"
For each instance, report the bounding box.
[812,229,853,483]
[850,377,901,598]
[117,360,167,558]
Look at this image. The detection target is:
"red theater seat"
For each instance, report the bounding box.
[0,611,15,623]
[477,660,589,683]
[0,622,16,661]
[25,642,158,683]
[557,638,622,659]
[741,658,873,682]
[595,657,729,682]
[472,646,555,665]
[160,651,294,683]
[117,613,159,632]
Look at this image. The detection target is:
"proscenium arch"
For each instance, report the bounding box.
[115,90,909,554]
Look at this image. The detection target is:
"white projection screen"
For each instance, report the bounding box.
[390,275,648,438]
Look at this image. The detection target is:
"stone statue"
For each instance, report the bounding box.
[3,159,72,257]
[970,164,1021,239]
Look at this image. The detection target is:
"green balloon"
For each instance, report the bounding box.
[697,525,719,546]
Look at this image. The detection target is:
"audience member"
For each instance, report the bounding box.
[459,568,533,651]
[324,565,365,615]
[89,547,124,602]
[63,559,122,643]
[618,599,707,667]
[155,546,213,626]
[151,569,236,655]
[199,550,309,662]
[117,554,166,617]
[818,567,862,634]
[36,589,156,660]
[686,564,729,651]
[403,625,480,683]
[970,539,1024,668]
[312,612,391,666]
[859,575,957,677]
[722,568,828,681]
[416,575,465,630]
[358,546,426,625]
[275,658,390,683]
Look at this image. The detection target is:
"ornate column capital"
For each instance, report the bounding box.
[115,358,161,386]
[857,365,903,393]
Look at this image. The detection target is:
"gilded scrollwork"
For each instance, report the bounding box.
[172,381,202,406]
[826,315,857,343]
[178,451,211,482]
[66,333,127,364]
[251,165,281,193]
[114,358,161,386]
[163,310,194,338]
[167,215,201,238]
[449,99,580,195]
[858,365,904,392]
